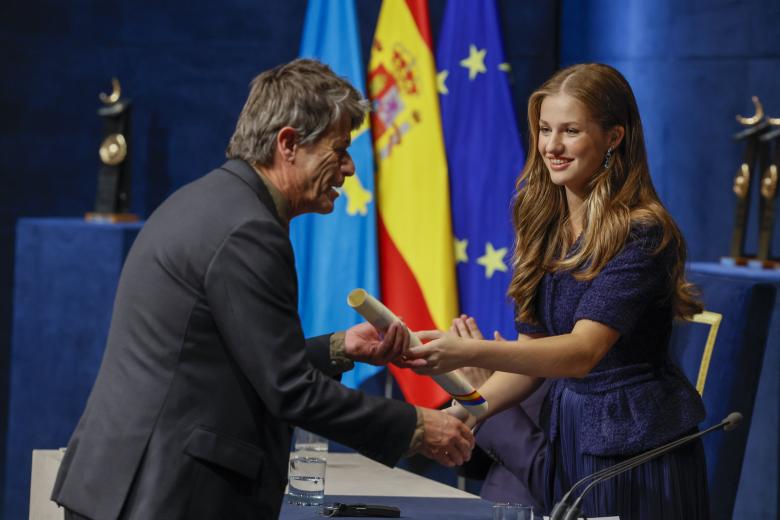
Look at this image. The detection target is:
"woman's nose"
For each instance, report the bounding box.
[545,133,564,154]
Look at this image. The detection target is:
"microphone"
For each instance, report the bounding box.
[550,412,742,520]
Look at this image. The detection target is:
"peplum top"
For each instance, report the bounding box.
[517,225,705,456]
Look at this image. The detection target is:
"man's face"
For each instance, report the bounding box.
[289,118,355,216]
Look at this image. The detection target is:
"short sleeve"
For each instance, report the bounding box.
[515,318,547,336]
[573,226,672,336]
[514,298,548,335]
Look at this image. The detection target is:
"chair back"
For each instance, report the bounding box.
[668,273,775,520]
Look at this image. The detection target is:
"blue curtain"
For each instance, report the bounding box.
[560,0,780,262]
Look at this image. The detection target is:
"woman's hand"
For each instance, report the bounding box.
[451,314,485,340]
[450,314,496,387]
[407,329,471,375]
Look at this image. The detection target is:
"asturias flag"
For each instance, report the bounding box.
[291,0,381,389]
[437,0,524,340]
[369,0,458,408]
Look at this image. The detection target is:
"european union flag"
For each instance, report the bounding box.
[437,0,524,339]
[291,0,381,389]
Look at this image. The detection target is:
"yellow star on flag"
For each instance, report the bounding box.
[454,237,468,263]
[342,175,373,216]
[437,70,449,95]
[460,44,487,80]
[477,242,508,279]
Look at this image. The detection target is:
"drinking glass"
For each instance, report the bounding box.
[294,428,328,459]
[287,454,326,506]
[492,502,534,520]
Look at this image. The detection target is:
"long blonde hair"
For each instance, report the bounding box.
[508,63,701,324]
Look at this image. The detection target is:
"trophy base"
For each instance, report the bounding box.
[85,212,139,224]
[720,256,780,270]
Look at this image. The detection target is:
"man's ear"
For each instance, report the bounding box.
[609,125,626,149]
[277,127,298,164]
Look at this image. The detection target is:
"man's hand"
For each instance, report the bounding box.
[416,408,474,467]
[343,321,425,367]
[443,402,477,429]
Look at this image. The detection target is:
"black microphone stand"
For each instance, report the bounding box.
[550,412,742,520]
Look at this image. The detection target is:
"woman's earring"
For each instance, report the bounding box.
[603,147,614,169]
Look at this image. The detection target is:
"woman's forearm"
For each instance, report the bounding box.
[477,371,543,420]
[462,320,618,378]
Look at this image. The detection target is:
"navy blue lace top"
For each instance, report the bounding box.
[518,225,705,456]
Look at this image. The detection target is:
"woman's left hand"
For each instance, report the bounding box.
[451,314,494,387]
[408,330,470,375]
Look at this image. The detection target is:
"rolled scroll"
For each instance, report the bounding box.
[347,288,489,418]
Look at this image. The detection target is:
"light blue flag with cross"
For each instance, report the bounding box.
[291,0,381,389]
[437,0,525,340]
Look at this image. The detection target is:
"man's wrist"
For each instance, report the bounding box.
[329,332,355,372]
[404,406,425,456]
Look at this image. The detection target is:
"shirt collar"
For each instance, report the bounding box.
[251,163,290,228]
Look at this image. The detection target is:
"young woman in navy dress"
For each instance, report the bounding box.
[411,63,709,519]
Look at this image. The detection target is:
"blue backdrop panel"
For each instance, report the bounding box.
[559,0,780,263]
[686,263,780,520]
[670,264,775,519]
[4,218,142,520]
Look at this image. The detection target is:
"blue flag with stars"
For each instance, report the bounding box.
[436,0,524,339]
[291,0,381,389]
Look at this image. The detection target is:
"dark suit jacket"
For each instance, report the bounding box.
[52,160,417,519]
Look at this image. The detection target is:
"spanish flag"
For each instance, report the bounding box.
[368,0,458,408]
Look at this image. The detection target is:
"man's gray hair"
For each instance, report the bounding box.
[226,59,369,166]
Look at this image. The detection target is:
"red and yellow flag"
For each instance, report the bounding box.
[368,0,458,408]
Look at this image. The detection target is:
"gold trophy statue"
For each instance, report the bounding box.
[754,113,780,267]
[724,96,769,264]
[86,78,138,223]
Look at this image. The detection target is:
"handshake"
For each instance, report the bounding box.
[342,319,477,468]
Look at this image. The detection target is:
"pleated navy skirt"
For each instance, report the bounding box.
[544,387,710,519]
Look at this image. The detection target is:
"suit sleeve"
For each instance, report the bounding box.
[204,219,416,466]
[304,334,346,379]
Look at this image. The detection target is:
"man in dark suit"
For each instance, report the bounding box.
[52,59,474,520]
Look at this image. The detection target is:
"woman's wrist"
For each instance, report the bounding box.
[460,338,483,366]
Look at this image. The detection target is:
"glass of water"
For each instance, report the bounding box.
[294,428,328,458]
[287,454,327,506]
[492,502,534,520]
